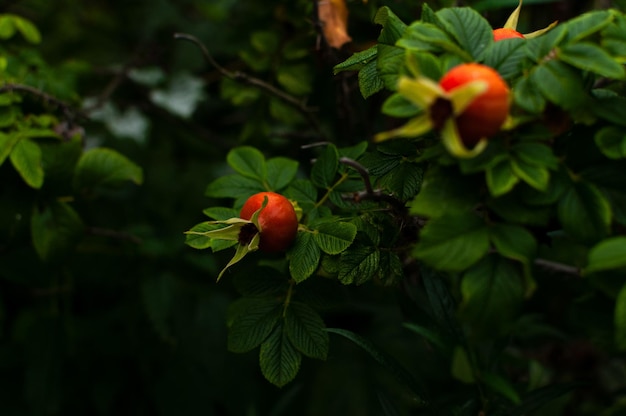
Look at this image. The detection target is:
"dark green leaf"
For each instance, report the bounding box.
[486,159,519,197]
[338,246,379,285]
[616,283,626,351]
[358,60,385,99]
[325,327,428,402]
[227,146,267,181]
[374,6,407,45]
[285,179,318,213]
[513,75,546,114]
[532,61,586,110]
[311,144,339,189]
[482,38,526,81]
[73,147,143,191]
[0,131,20,166]
[205,175,265,199]
[585,237,626,274]
[266,157,298,191]
[414,214,490,272]
[379,161,423,201]
[31,201,84,261]
[595,126,626,159]
[436,7,493,60]
[285,302,329,360]
[334,46,377,74]
[563,10,612,42]
[557,180,612,243]
[558,42,625,79]
[314,221,357,255]
[228,298,282,353]
[289,232,321,283]
[259,323,302,387]
[460,255,524,332]
[10,138,44,189]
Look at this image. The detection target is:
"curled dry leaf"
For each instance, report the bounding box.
[318,0,352,49]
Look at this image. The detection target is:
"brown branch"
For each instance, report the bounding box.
[0,82,87,122]
[173,32,325,138]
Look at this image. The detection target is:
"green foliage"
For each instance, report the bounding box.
[3,1,626,415]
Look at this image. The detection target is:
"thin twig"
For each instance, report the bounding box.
[534,257,580,276]
[0,82,87,122]
[173,32,325,137]
[339,156,407,212]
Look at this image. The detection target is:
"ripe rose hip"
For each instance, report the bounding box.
[239,192,298,253]
[493,28,525,41]
[438,63,510,146]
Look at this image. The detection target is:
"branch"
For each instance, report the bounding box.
[173,32,325,137]
[0,82,87,122]
[339,157,407,212]
[534,257,580,276]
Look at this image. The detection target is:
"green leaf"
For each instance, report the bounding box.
[563,10,613,43]
[511,158,550,191]
[378,161,423,201]
[377,44,406,91]
[10,138,44,189]
[585,237,626,274]
[31,201,84,261]
[285,302,329,360]
[421,266,464,342]
[451,346,474,383]
[381,93,421,118]
[266,157,298,191]
[512,143,559,170]
[399,22,470,61]
[259,323,302,388]
[12,15,41,44]
[314,221,357,255]
[277,64,312,95]
[592,95,626,127]
[228,298,282,353]
[358,60,385,99]
[74,148,143,191]
[436,7,493,61]
[338,246,380,285]
[482,372,521,404]
[595,126,626,159]
[0,15,16,39]
[374,6,407,45]
[205,175,265,200]
[460,255,524,332]
[414,214,490,272]
[513,75,546,114]
[227,146,267,182]
[557,180,612,243]
[285,179,317,213]
[202,206,239,220]
[490,224,537,267]
[558,42,625,79]
[486,159,519,197]
[289,232,321,283]
[311,144,339,189]
[616,283,626,351]
[532,60,586,110]
[0,134,18,168]
[325,327,428,402]
[334,46,377,74]
[482,38,526,81]
[525,24,568,63]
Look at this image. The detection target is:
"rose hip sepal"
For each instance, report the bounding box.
[493,0,557,42]
[184,192,298,281]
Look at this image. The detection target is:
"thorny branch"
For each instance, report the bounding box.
[0,82,87,123]
[173,32,325,138]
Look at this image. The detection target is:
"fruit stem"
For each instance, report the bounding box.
[314,172,349,208]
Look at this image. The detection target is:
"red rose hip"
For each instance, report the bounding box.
[239,192,298,253]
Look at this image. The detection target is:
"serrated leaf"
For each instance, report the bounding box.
[559,42,625,79]
[436,7,493,60]
[314,221,357,255]
[334,46,377,74]
[10,138,43,189]
[31,201,84,261]
[202,206,239,220]
[563,10,612,43]
[285,179,318,212]
[289,232,321,283]
[227,146,267,182]
[513,75,546,114]
[311,144,339,189]
[377,44,405,91]
[358,59,385,99]
[482,37,525,81]
[232,267,289,297]
[73,148,143,191]
[557,180,612,243]
[228,299,282,353]
[285,302,329,360]
[379,161,423,201]
[338,246,380,285]
[414,214,490,272]
[374,6,407,45]
[259,324,302,387]
[585,237,626,274]
[266,157,298,191]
